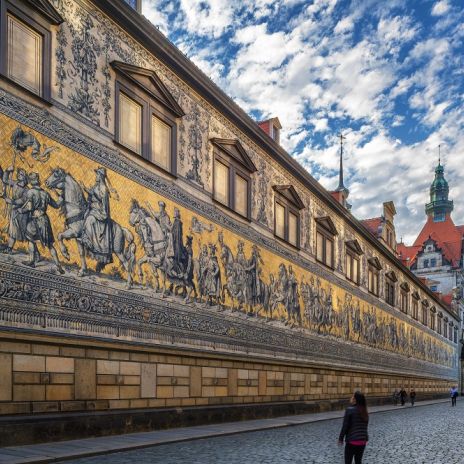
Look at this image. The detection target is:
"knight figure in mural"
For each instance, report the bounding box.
[1,166,30,254]
[204,243,221,306]
[10,172,64,274]
[45,167,135,286]
[81,167,114,271]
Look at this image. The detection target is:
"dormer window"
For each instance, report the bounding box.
[271,124,280,143]
[211,138,257,220]
[316,217,338,268]
[273,185,305,248]
[0,0,63,100]
[112,61,184,175]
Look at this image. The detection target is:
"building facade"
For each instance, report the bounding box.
[398,161,464,389]
[0,0,459,440]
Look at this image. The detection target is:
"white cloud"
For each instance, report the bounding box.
[431,1,450,16]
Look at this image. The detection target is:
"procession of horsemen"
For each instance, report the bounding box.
[0,165,303,323]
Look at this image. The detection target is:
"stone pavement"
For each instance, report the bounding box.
[0,398,457,463]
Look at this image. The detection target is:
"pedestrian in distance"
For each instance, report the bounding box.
[392,389,399,406]
[399,387,407,406]
[409,388,416,407]
[450,386,458,407]
[338,391,369,464]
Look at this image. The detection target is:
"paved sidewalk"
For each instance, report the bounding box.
[0,398,449,464]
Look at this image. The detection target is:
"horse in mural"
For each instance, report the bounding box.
[129,200,197,299]
[129,200,166,292]
[45,168,135,287]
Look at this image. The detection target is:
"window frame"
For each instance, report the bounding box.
[367,257,382,297]
[421,301,429,327]
[0,0,61,101]
[411,291,420,320]
[345,240,363,285]
[112,61,183,176]
[316,226,334,268]
[273,192,302,249]
[212,150,252,220]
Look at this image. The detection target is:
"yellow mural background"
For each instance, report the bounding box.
[0,114,454,366]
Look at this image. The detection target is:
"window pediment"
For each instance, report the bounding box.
[111,61,185,118]
[422,299,430,307]
[430,305,437,313]
[210,138,257,173]
[315,216,338,235]
[368,256,382,270]
[400,282,410,292]
[24,0,63,24]
[386,270,398,282]
[412,291,420,300]
[272,185,305,210]
[346,239,363,255]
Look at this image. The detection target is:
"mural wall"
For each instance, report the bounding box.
[0,113,455,370]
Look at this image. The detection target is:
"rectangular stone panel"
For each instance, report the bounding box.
[46,357,74,373]
[0,354,12,401]
[13,354,45,372]
[190,366,201,397]
[228,369,238,396]
[75,359,96,400]
[141,363,157,398]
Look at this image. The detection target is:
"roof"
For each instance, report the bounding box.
[412,215,463,267]
[441,293,453,308]
[361,217,382,237]
[397,243,421,267]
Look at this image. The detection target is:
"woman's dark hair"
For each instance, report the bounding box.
[354,391,369,423]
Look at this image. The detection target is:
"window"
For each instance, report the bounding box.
[443,323,448,339]
[235,174,248,217]
[430,285,438,292]
[152,115,171,170]
[112,61,184,174]
[430,313,436,331]
[211,138,256,220]
[454,328,458,344]
[0,1,62,100]
[119,92,143,154]
[422,304,428,326]
[430,258,437,268]
[271,124,280,143]
[437,316,442,335]
[345,240,363,285]
[423,259,429,268]
[385,278,395,306]
[368,268,378,296]
[315,217,338,267]
[367,257,382,296]
[400,291,409,313]
[213,160,229,206]
[273,185,305,248]
[412,298,419,319]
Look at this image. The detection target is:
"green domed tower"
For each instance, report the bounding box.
[425,160,453,222]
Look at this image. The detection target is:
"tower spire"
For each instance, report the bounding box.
[336,133,347,192]
[438,144,441,166]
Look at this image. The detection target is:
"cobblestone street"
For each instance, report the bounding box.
[69,401,463,464]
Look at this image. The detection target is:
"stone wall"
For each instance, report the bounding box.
[0,332,453,417]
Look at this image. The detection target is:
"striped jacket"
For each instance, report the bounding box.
[339,406,369,443]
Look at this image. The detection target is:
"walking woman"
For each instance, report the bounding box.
[338,391,369,464]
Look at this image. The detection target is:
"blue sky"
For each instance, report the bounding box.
[142,0,464,243]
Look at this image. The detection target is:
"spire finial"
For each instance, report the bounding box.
[337,133,347,191]
[438,144,441,166]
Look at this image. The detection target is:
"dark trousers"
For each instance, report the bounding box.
[452,396,457,406]
[345,444,366,464]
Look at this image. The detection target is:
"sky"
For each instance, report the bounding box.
[142,0,464,244]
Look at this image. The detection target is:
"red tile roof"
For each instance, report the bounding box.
[397,243,421,267]
[412,215,463,267]
[441,293,453,307]
[361,217,382,237]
